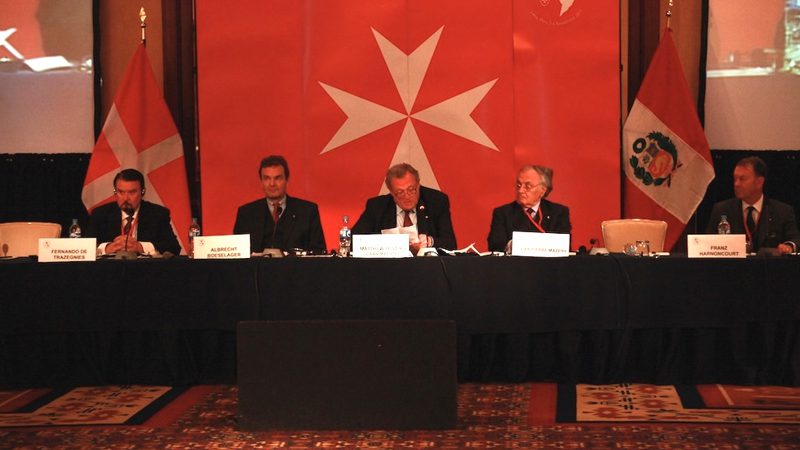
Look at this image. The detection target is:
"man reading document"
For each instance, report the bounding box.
[352,163,457,253]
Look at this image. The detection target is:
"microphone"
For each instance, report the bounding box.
[577,238,597,255]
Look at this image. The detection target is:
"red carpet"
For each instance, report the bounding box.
[529,383,800,425]
[0,385,215,428]
[2,383,799,448]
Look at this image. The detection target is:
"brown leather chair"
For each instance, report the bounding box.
[0,222,62,257]
[601,219,668,253]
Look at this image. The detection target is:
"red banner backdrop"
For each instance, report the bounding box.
[196,0,619,251]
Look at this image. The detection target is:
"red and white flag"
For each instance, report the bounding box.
[623,29,714,250]
[196,0,621,250]
[81,43,191,253]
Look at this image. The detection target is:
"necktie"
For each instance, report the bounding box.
[525,207,545,232]
[746,206,756,236]
[527,207,542,224]
[403,210,413,227]
[123,215,133,236]
[272,202,282,224]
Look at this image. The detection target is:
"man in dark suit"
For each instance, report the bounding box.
[487,165,571,253]
[87,168,181,255]
[352,163,457,252]
[705,156,799,254]
[234,155,326,254]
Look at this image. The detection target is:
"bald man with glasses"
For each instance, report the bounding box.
[487,165,572,253]
[352,163,457,252]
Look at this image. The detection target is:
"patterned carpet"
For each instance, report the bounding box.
[530,383,800,425]
[2,383,800,448]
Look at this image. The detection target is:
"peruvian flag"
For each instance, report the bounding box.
[81,44,192,253]
[623,29,714,250]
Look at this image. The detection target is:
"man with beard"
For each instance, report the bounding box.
[87,168,181,256]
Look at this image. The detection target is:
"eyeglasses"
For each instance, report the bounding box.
[392,186,419,198]
[515,182,543,192]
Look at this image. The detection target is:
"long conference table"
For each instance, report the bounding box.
[1,254,798,387]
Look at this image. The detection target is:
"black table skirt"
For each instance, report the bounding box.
[2,255,799,387]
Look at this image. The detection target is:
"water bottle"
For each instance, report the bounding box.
[188,217,201,258]
[68,219,81,238]
[717,215,731,235]
[338,215,352,257]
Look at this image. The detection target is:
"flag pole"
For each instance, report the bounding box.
[665,0,674,30]
[139,7,147,46]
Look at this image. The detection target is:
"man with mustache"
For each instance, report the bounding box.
[86,168,181,256]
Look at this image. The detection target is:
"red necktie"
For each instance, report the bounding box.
[525,207,545,233]
[272,202,281,223]
[403,210,412,227]
[123,215,134,236]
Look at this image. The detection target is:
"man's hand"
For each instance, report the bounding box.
[777,243,794,255]
[106,235,144,254]
[410,234,432,255]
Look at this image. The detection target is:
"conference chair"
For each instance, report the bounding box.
[0,222,62,257]
[601,219,668,253]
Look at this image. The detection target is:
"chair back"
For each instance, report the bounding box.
[601,219,668,253]
[0,222,62,257]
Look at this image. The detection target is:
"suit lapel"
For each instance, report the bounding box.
[280,197,296,242]
[380,196,397,230]
[416,192,428,234]
[511,203,533,232]
[728,201,745,234]
[539,202,550,232]
[755,200,770,246]
[110,208,123,238]
[136,203,149,238]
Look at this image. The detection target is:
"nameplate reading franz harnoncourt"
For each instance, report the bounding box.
[511,231,570,257]
[687,234,747,258]
[192,234,251,259]
[38,238,97,262]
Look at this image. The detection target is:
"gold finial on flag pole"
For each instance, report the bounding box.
[666,0,674,30]
[139,7,147,46]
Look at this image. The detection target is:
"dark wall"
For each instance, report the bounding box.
[696,151,800,232]
[0,154,91,236]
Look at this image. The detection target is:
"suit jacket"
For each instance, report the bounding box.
[351,186,457,250]
[87,201,181,255]
[487,199,572,252]
[704,197,800,251]
[233,196,327,253]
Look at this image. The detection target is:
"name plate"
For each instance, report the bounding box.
[352,234,411,258]
[38,238,97,262]
[687,234,747,258]
[511,232,570,257]
[193,234,251,259]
